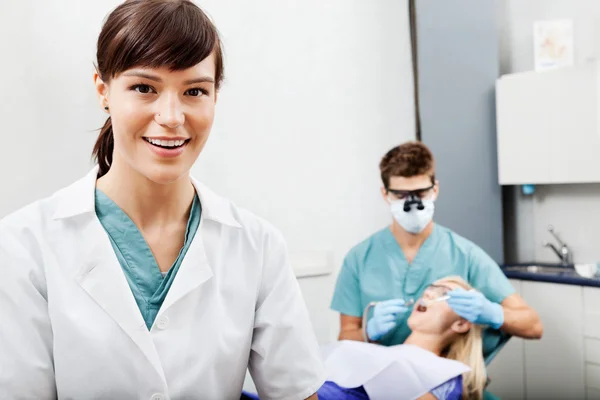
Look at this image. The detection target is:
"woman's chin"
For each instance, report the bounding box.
[407,313,425,331]
[143,164,190,185]
[408,308,440,332]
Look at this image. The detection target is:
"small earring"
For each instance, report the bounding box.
[104,106,109,111]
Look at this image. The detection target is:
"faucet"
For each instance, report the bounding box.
[543,225,572,266]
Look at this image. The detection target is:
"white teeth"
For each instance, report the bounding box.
[145,138,186,148]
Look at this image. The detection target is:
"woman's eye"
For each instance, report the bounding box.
[131,84,154,94]
[186,88,206,97]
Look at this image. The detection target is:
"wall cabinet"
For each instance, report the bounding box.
[488,279,594,399]
[496,62,600,185]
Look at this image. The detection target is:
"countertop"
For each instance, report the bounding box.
[501,262,600,288]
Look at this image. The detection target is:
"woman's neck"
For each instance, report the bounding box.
[96,159,195,230]
[404,331,450,356]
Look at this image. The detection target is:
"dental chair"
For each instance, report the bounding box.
[482,328,512,400]
[241,330,512,400]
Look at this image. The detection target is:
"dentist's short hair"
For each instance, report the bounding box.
[379,141,435,188]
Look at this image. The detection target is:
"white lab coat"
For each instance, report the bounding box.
[0,167,325,400]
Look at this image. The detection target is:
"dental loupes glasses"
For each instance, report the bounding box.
[386,183,435,212]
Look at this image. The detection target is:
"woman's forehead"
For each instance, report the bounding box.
[117,55,217,82]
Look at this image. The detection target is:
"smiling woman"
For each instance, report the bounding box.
[0,1,324,399]
[92,0,223,182]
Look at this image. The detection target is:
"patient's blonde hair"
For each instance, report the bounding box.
[438,276,486,400]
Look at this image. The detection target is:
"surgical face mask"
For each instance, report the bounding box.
[390,196,435,234]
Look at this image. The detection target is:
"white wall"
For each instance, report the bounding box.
[0,0,415,347]
[194,0,415,343]
[497,0,600,263]
[0,0,120,217]
[498,0,600,75]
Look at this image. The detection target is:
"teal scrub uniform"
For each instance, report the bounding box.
[330,224,515,351]
[95,189,201,330]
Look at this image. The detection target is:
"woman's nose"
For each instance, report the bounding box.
[156,94,185,128]
[423,291,436,300]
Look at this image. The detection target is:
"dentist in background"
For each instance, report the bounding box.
[330,141,543,349]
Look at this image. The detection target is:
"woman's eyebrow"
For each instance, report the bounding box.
[121,70,215,85]
[122,71,162,82]
[183,77,214,85]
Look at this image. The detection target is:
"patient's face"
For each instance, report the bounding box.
[407,280,462,334]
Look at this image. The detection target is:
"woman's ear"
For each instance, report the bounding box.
[451,319,471,334]
[94,72,109,111]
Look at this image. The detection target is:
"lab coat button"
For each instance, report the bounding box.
[156,316,169,330]
[151,394,165,400]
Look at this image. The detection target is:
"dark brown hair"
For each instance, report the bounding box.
[92,0,224,178]
[379,141,435,188]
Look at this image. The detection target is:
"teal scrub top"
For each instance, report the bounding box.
[330,224,515,351]
[95,189,201,330]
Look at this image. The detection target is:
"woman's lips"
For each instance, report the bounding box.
[143,137,189,158]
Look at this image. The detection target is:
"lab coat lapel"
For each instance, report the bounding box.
[159,222,213,314]
[57,169,227,370]
[75,218,166,381]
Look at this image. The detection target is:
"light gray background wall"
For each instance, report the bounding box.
[497,0,600,264]
[0,0,416,347]
[416,0,504,263]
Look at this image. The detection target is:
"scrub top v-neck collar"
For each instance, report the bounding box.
[382,224,441,297]
[95,189,201,329]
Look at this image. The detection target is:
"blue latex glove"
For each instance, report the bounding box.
[447,288,504,329]
[366,299,409,341]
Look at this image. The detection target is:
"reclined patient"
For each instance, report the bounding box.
[243,276,487,400]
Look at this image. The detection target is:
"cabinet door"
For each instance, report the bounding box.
[496,71,553,184]
[521,281,585,399]
[583,287,600,396]
[496,62,600,185]
[548,64,600,184]
[486,280,525,399]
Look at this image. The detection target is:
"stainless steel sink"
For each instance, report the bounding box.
[503,265,573,275]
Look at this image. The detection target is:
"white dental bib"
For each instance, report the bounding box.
[321,341,470,400]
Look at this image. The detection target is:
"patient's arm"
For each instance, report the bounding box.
[500,293,543,339]
[416,393,436,400]
[338,314,367,342]
[305,393,318,400]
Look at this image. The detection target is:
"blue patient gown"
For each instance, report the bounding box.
[95,189,201,329]
[241,375,462,400]
[317,375,462,400]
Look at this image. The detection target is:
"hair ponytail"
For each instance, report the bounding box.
[93,117,114,178]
